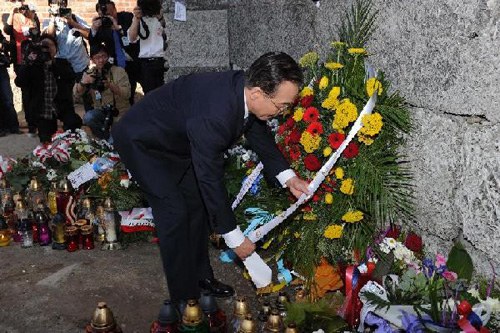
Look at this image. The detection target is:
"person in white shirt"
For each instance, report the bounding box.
[127,0,167,94]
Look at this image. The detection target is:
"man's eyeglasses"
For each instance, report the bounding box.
[263,93,293,115]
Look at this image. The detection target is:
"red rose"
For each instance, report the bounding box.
[328,133,345,149]
[312,194,320,202]
[343,142,359,159]
[404,232,423,252]
[306,122,324,135]
[277,124,287,135]
[457,300,472,316]
[288,145,301,161]
[300,95,314,108]
[386,225,401,239]
[304,154,321,171]
[303,107,320,123]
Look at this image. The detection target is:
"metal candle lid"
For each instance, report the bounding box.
[284,322,299,333]
[238,314,257,333]
[103,197,114,210]
[264,309,283,332]
[90,302,116,331]
[182,299,203,326]
[233,296,249,318]
[30,177,41,191]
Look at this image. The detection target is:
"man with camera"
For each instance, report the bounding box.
[74,43,130,140]
[90,0,139,105]
[15,36,82,143]
[127,0,167,94]
[43,0,91,80]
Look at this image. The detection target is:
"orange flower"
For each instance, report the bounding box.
[313,257,343,298]
[98,173,112,190]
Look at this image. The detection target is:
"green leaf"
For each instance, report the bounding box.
[446,242,473,281]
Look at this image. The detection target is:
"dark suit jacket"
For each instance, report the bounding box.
[112,70,289,234]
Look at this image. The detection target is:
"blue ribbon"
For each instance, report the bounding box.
[219,208,274,263]
[401,311,425,333]
[277,259,292,284]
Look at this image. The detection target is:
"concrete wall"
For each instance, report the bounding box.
[163,0,499,274]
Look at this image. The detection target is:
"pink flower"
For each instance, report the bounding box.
[442,271,458,281]
[435,253,446,267]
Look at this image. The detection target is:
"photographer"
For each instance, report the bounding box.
[127,0,167,94]
[14,36,82,143]
[43,0,90,79]
[74,43,130,140]
[89,0,139,105]
[0,30,21,137]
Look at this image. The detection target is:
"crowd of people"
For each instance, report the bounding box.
[0,0,168,141]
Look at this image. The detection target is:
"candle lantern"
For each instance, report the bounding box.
[179,299,209,332]
[65,225,79,252]
[19,219,33,248]
[199,291,227,333]
[276,291,289,319]
[238,314,257,333]
[95,205,106,242]
[231,297,250,333]
[257,300,272,332]
[81,225,95,250]
[56,180,75,225]
[27,177,45,209]
[0,216,11,247]
[47,181,58,215]
[85,302,123,333]
[51,213,67,250]
[34,202,51,245]
[0,179,12,203]
[77,198,94,224]
[101,198,121,250]
[263,310,284,333]
[2,193,16,240]
[150,300,180,333]
[284,323,299,333]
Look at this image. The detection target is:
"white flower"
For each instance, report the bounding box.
[483,297,500,313]
[31,161,45,169]
[379,243,391,254]
[120,178,130,189]
[383,237,398,249]
[242,152,251,162]
[467,287,481,299]
[46,169,57,181]
[312,330,325,333]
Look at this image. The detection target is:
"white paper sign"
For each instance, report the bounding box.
[174,1,186,22]
[67,162,97,189]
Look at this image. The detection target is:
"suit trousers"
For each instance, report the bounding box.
[144,164,214,302]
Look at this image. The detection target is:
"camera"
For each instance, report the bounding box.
[86,65,110,92]
[96,0,113,28]
[48,0,72,17]
[23,41,51,64]
[100,104,115,134]
[137,0,162,17]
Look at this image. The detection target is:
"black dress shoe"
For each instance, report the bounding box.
[199,278,235,298]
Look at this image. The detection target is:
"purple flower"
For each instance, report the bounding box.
[422,258,435,278]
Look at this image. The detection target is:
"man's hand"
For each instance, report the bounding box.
[286,176,310,199]
[80,71,95,85]
[132,6,142,19]
[233,237,255,260]
[91,16,102,31]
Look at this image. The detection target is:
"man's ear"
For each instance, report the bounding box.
[247,86,263,101]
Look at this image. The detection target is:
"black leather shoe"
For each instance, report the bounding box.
[199,278,235,298]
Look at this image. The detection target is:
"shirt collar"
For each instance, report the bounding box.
[243,89,249,119]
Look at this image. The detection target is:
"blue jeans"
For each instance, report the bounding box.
[0,67,19,131]
[83,108,114,143]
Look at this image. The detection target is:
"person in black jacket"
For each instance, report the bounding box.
[15,35,81,143]
[89,0,139,105]
[112,52,310,307]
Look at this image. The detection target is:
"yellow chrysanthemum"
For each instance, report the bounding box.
[340,178,354,195]
[332,98,358,130]
[331,41,346,48]
[300,86,314,98]
[303,212,317,221]
[324,193,333,204]
[328,86,341,99]
[324,224,343,239]
[294,232,301,239]
[335,167,344,180]
[358,134,375,146]
[341,210,364,223]
[299,52,319,68]
[325,62,344,70]
[360,112,383,136]
[319,76,329,90]
[300,131,321,153]
[321,87,341,110]
[348,47,366,55]
[293,108,304,122]
[366,77,383,96]
[323,147,332,157]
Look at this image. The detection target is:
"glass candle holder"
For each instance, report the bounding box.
[81,225,94,250]
[65,225,79,252]
[19,219,33,248]
[75,219,87,246]
[51,213,67,250]
[38,222,51,246]
[47,182,58,215]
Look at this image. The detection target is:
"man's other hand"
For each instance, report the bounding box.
[233,237,255,260]
[286,176,310,199]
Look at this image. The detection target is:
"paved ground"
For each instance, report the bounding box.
[0,79,260,332]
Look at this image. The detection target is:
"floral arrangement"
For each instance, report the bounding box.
[225,0,413,287]
[1,129,145,212]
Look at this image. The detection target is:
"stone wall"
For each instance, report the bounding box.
[162,0,500,274]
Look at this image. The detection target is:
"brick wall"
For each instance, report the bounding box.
[0,0,138,31]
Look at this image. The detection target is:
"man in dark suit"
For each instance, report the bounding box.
[112,52,309,306]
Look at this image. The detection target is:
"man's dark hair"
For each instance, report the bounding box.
[245,52,303,96]
[90,42,110,57]
[41,34,58,51]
